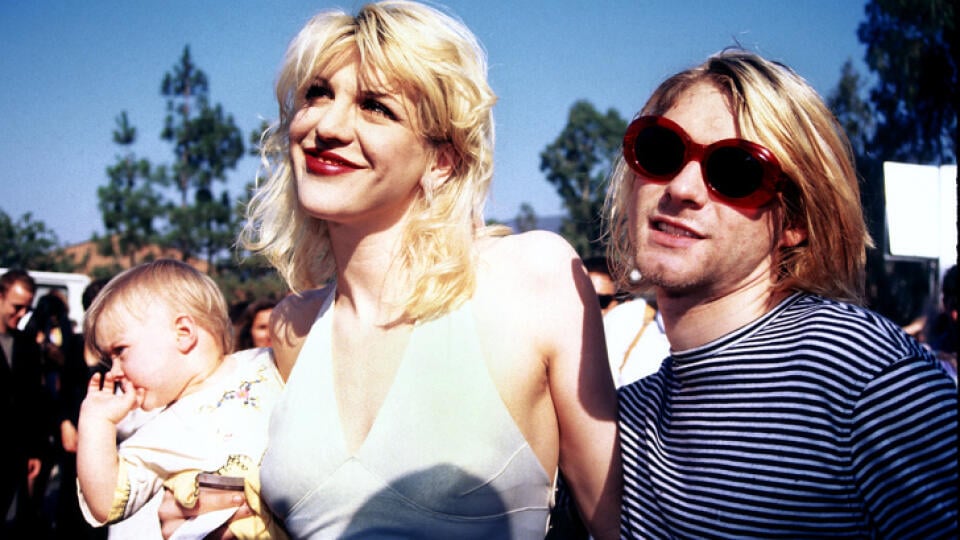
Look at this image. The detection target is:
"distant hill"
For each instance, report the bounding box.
[499,214,564,234]
[62,237,209,276]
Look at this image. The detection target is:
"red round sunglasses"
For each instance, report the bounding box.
[622,115,788,208]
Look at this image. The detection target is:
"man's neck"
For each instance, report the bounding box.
[657,284,791,352]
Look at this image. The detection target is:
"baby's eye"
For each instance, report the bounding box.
[109,346,126,361]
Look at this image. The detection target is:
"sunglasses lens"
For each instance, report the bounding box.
[634,125,685,178]
[705,146,765,199]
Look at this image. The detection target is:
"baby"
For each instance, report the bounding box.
[77,259,285,538]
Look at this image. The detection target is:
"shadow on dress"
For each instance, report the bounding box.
[341,464,511,539]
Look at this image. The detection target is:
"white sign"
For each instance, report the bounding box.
[884,162,957,275]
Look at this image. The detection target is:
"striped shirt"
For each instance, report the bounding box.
[619,293,958,539]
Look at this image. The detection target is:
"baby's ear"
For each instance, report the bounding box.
[174,314,198,353]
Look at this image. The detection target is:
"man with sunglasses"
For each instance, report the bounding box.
[1,269,46,536]
[605,50,957,538]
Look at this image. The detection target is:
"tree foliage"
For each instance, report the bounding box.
[96,111,167,268]
[827,60,876,160]
[540,100,627,258]
[0,209,77,272]
[826,0,958,325]
[858,0,957,163]
[159,46,245,270]
[514,203,539,233]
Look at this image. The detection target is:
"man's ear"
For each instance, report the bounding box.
[174,314,198,353]
[781,225,807,248]
[421,143,456,193]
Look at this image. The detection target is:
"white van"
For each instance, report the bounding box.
[1,267,91,328]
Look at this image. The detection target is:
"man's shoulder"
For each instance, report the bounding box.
[786,294,899,330]
[777,293,929,360]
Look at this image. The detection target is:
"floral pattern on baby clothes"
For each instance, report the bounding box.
[205,363,273,411]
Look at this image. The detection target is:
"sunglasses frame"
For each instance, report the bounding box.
[623,115,787,208]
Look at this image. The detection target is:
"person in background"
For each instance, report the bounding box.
[583,256,620,316]
[601,291,670,388]
[53,278,109,539]
[585,256,671,387]
[924,264,957,381]
[77,260,285,538]
[0,269,45,537]
[22,291,81,536]
[606,49,957,537]
[234,299,277,351]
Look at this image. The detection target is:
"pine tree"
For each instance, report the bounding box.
[159,46,244,272]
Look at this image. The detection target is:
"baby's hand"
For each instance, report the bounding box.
[81,371,144,424]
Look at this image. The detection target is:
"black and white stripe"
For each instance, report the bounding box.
[619,293,958,539]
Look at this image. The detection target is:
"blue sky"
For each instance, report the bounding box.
[0,0,869,245]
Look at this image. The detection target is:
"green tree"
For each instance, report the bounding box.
[827,60,875,160]
[160,46,245,271]
[540,100,627,258]
[209,121,290,305]
[96,111,167,268]
[0,209,77,271]
[833,0,957,325]
[858,0,957,163]
[514,202,539,233]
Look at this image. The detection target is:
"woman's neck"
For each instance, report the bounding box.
[328,219,408,324]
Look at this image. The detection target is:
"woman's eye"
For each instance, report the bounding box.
[304,83,331,102]
[362,98,397,120]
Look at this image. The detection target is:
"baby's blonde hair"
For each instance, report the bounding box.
[83,259,232,362]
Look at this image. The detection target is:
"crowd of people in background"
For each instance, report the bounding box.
[2,1,957,538]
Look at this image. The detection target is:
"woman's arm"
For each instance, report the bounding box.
[538,237,621,540]
[481,231,622,539]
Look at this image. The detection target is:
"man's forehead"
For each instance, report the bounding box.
[2,283,33,301]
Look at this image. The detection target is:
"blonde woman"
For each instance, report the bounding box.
[155,2,620,538]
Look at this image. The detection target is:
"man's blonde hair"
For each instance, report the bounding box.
[239,0,506,322]
[83,259,232,361]
[606,49,871,303]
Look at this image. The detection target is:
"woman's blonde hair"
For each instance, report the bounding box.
[239,0,505,322]
[606,49,871,303]
[83,259,233,362]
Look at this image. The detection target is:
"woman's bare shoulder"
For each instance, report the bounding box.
[477,230,583,287]
[478,230,579,266]
[473,231,589,335]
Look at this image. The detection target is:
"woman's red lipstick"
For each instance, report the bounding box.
[304,149,360,176]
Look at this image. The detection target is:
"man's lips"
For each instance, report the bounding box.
[650,218,704,239]
[303,149,361,175]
